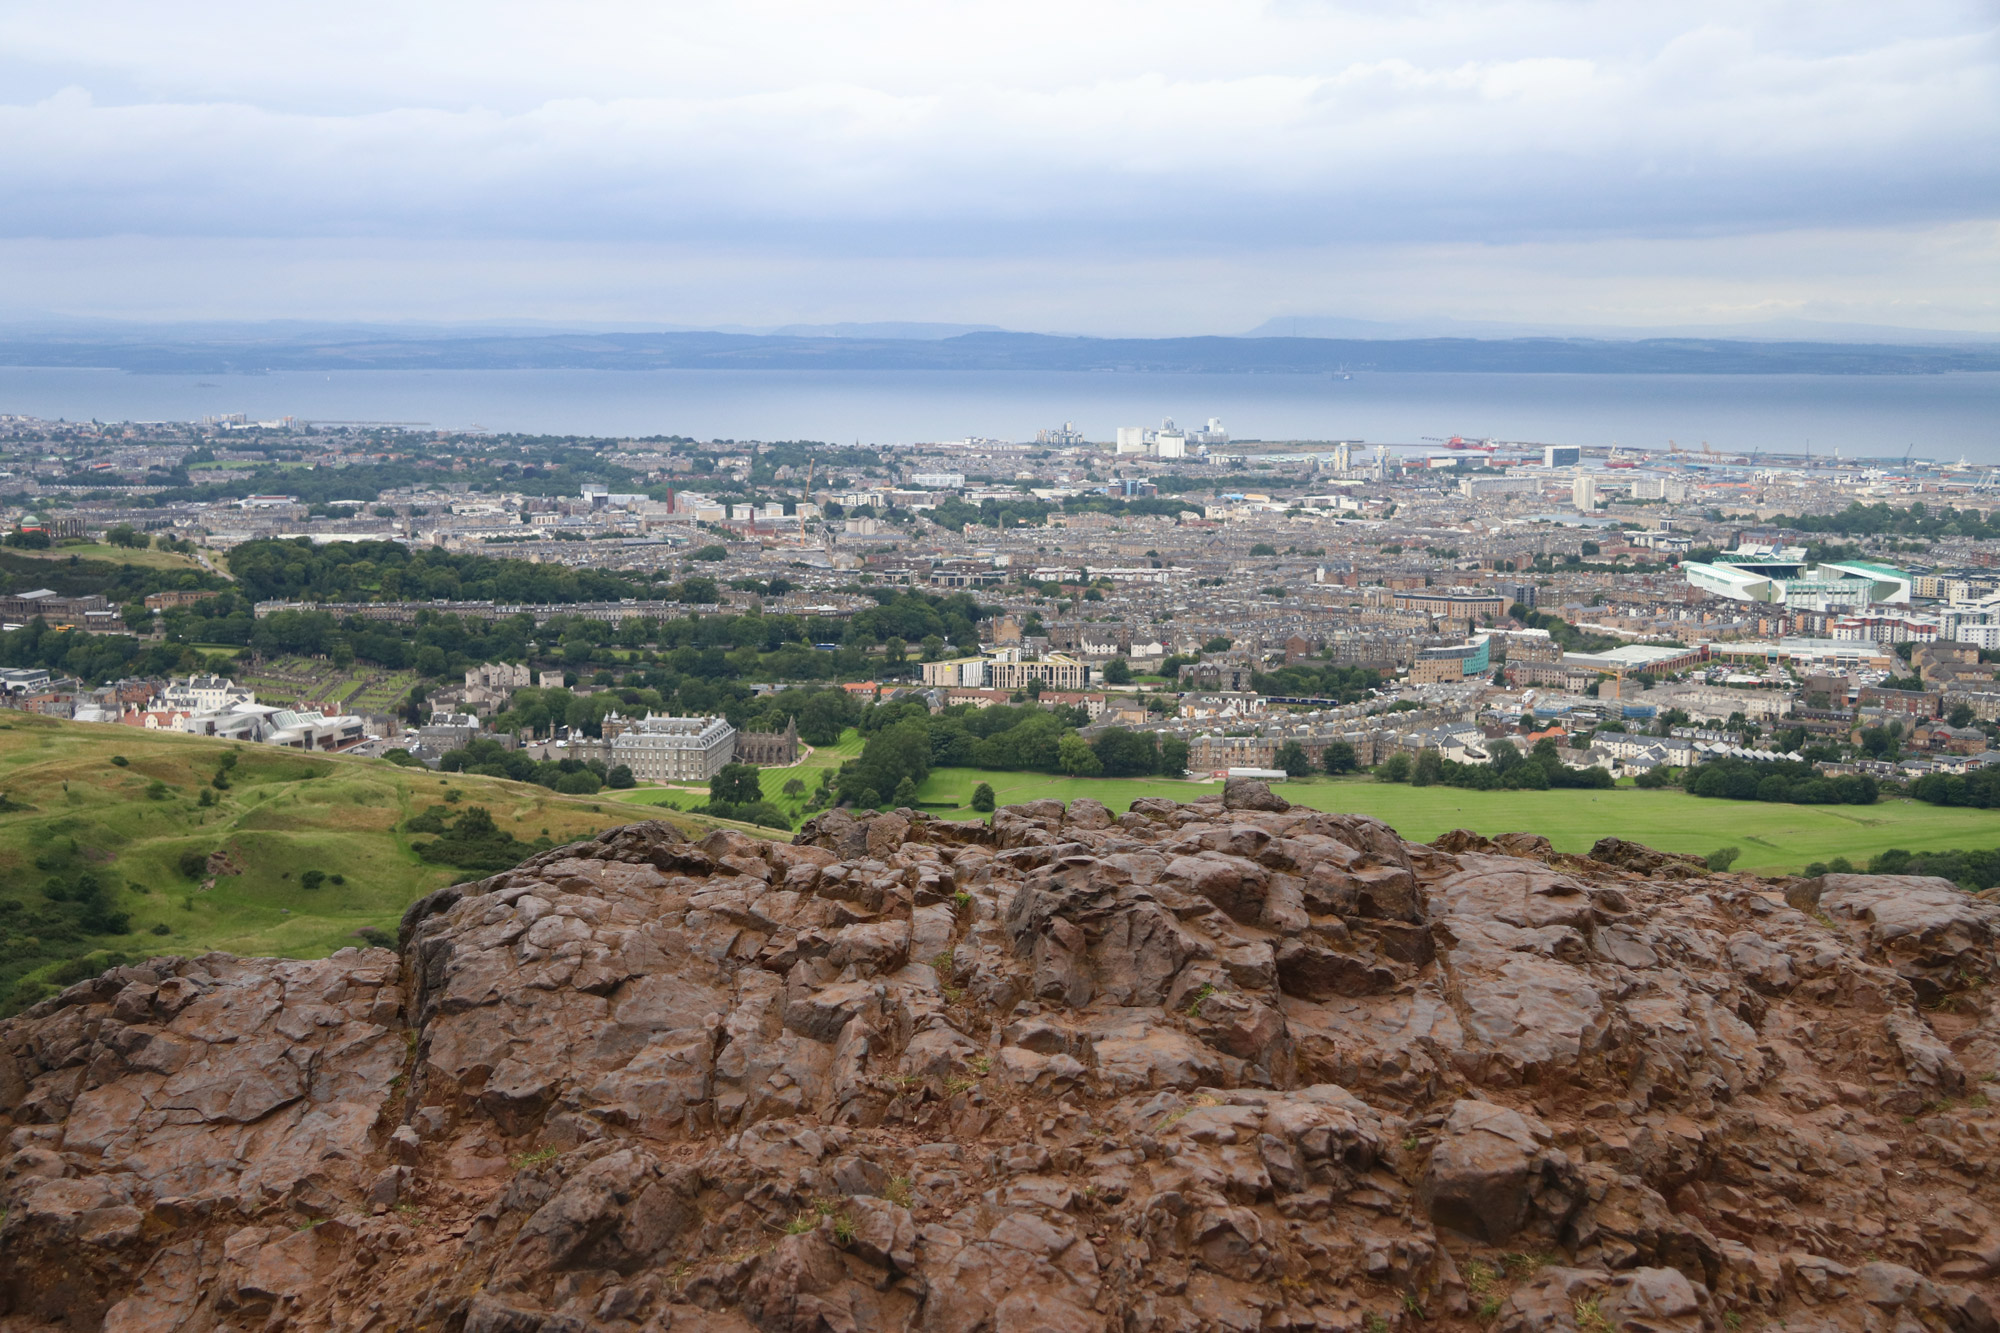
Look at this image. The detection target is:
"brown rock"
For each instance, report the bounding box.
[0,809,1987,1333]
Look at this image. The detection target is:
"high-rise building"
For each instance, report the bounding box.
[1543,445,1581,467]
[1115,427,1148,454]
[1573,475,1599,510]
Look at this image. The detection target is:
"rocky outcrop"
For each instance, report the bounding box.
[5,793,2000,1332]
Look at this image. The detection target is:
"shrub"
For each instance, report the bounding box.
[176,849,210,880]
[110,755,129,767]
[606,764,635,789]
[300,870,327,890]
[1705,847,1741,871]
[970,782,996,812]
[150,922,171,936]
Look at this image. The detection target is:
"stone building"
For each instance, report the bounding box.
[610,715,738,782]
[735,716,801,766]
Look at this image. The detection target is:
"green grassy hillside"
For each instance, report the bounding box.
[0,716,671,1012]
[907,767,2000,875]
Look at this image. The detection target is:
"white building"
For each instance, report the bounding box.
[1115,427,1149,455]
[1573,475,1599,510]
[163,674,254,713]
[1629,476,1691,502]
[1544,445,1581,468]
[610,715,738,783]
[910,472,965,489]
[1153,427,1188,460]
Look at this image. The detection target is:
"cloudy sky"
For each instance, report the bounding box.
[1,1,1995,335]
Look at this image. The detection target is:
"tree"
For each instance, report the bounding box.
[892,775,919,806]
[606,764,635,789]
[1249,543,1277,556]
[300,869,327,890]
[920,634,945,662]
[1091,727,1159,777]
[1705,846,1741,871]
[105,524,144,548]
[970,781,996,812]
[1102,658,1132,685]
[1486,739,1522,775]
[1411,750,1444,787]
[1321,741,1357,775]
[1058,733,1102,776]
[1377,753,1412,783]
[711,763,763,808]
[1159,735,1190,776]
[1950,703,1977,728]
[1202,636,1232,653]
[781,776,806,797]
[1273,740,1312,777]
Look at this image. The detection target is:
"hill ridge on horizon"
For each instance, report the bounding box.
[2,325,1998,376]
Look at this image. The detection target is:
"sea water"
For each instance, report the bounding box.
[1,366,1995,461]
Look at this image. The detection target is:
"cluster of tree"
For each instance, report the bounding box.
[1837,845,2000,893]
[1249,663,1381,702]
[227,538,660,605]
[0,545,226,607]
[1062,495,1196,521]
[146,450,650,510]
[1685,758,1878,805]
[832,699,1190,808]
[925,496,1055,532]
[1767,501,2000,542]
[1910,767,2000,809]
[429,737,627,794]
[1378,738,1615,790]
[1270,740,1358,777]
[700,763,792,830]
[405,803,552,873]
[0,616,208,684]
[164,581,983,699]
[1506,604,1622,655]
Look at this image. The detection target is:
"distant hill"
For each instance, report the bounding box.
[2,328,1997,375]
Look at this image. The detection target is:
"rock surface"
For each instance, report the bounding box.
[5,794,2000,1331]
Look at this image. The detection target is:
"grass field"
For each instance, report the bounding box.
[908,768,2000,875]
[21,542,210,573]
[0,715,683,1006]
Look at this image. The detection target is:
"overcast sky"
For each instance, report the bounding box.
[1,1,1995,335]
